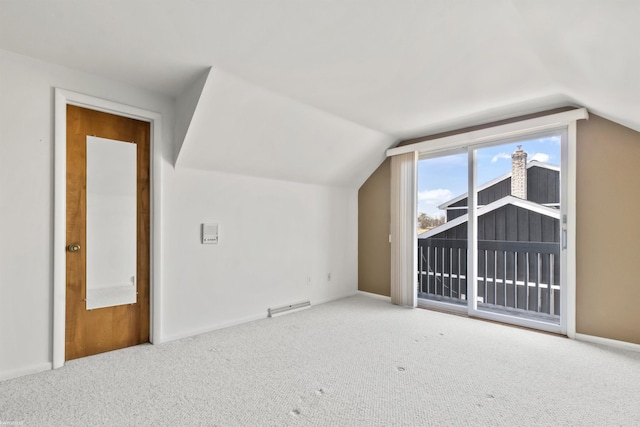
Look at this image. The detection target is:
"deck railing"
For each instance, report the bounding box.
[418,238,560,317]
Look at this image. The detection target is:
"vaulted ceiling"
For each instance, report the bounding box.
[1,1,639,186]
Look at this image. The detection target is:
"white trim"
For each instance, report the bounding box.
[0,362,53,382]
[417,298,467,314]
[358,290,392,302]
[387,108,588,157]
[469,309,562,334]
[468,149,478,313]
[418,297,561,333]
[419,196,560,238]
[439,160,560,209]
[311,292,359,306]
[564,123,577,338]
[53,89,163,368]
[53,92,67,369]
[575,333,640,353]
[418,145,467,161]
[528,160,560,172]
[160,312,266,343]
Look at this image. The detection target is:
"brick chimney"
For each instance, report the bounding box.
[511,146,527,199]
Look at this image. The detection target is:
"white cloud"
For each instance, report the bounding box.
[418,188,454,215]
[418,188,453,204]
[530,152,550,162]
[491,152,511,163]
[493,151,551,163]
[532,136,561,145]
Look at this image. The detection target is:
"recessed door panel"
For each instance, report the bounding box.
[85,136,137,310]
[66,105,150,361]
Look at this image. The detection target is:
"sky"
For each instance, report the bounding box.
[417,135,561,216]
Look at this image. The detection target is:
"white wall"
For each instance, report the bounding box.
[161,168,357,340]
[0,49,359,380]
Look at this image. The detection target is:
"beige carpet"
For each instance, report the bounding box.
[1,294,639,426]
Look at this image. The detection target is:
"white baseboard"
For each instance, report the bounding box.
[159,312,267,343]
[0,362,52,382]
[357,290,391,301]
[311,290,358,306]
[575,333,640,353]
[159,291,361,343]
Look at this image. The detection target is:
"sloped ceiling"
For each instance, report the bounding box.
[1,1,639,186]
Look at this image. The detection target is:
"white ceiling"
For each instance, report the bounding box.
[1,1,639,186]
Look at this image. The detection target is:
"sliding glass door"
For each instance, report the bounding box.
[417,130,567,333]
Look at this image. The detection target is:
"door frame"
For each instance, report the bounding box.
[53,88,163,368]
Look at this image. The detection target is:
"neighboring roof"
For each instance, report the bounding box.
[438,160,559,210]
[419,195,560,239]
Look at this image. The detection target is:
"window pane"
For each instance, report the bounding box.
[417,152,468,305]
[474,137,561,321]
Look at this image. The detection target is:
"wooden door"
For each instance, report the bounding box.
[66,105,150,360]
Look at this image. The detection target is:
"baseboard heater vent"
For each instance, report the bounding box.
[268,300,311,317]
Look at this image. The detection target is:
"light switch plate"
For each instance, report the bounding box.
[202,223,218,244]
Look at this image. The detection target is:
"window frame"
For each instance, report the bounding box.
[389,108,586,336]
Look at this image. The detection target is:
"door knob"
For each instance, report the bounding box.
[67,243,81,252]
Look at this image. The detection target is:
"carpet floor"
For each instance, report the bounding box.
[1,294,639,426]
